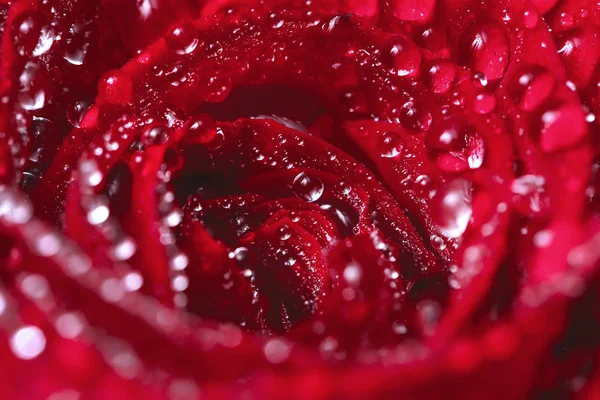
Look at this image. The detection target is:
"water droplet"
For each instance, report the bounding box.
[0,186,33,224]
[205,41,223,57]
[511,174,548,214]
[100,278,125,303]
[558,12,575,29]
[142,123,170,147]
[168,379,201,400]
[416,299,441,336]
[343,262,362,285]
[11,11,43,57]
[18,62,49,111]
[86,199,110,225]
[522,9,539,28]
[537,103,587,152]
[182,114,217,144]
[34,232,61,257]
[284,256,297,267]
[64,42,88,66]
[292,172,324,202]
[392,323,408,335]
[55,312,85,339]
[555,28,596,86]
[10,326,46,360]
[123,272,144,291]
[278,225,292,240]
[430,234,447,251]
[355,49,371,66]
[170,252,189,270]
[48,390,81,400]
[399,101,432,132]
[377,131,404,158]
[533,229,554,248]
[64,21,92,65]
[33,26,54,56]
[460,20,509,80]
[426,117,485,172]
[172,275,189,292]
[430,179,473,239]
[473,92,496,114]
[390,0,436,23]
[66,99,92,128]
[426,60,456,94]
[206,75,232,102]
[510,66,555,111]
[386,36,422,77]
[264,339,291,364]
[165,23,199,55]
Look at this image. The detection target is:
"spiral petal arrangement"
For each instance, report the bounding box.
[0,0,598,398]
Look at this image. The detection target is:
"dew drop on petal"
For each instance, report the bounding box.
[123,272,144,292]
[430,179,473,239]
[55,313,85,339]
[10,326,46,360]
[183,114,217,144]
[293,172,324,202]
[264,339,291,364]
[165,23,199,55]
[112,237,137,261]
[377,131,404,158]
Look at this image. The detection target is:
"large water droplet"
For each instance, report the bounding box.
[165,23,199,55]
[385,36,422,77]
[86,198,110,225]
[426,60,456,94]
[425,117,485,172]
[511,174,548,214]
[64,21,92,65]
[292,172,324,202]
[522,9,539,28]
[430,179,473,239]
[509,66,555,111]
[399,101,432,132]
[278,225,292,241]
[536,103,587,152]
[555,27,599,86]
[264,339,291,364]
[18,62,49,111]
[66,99,92,128]
[182,114,217,144]
[377,131,404,158]
[142,123,170,147]
[0,186,33,224]
[390,0,436,23]
[460,20,509,81]
[472,92,496,115]
[10,326,46,360]
[11,11,43,57]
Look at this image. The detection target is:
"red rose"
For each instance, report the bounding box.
[0,0,598,398]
